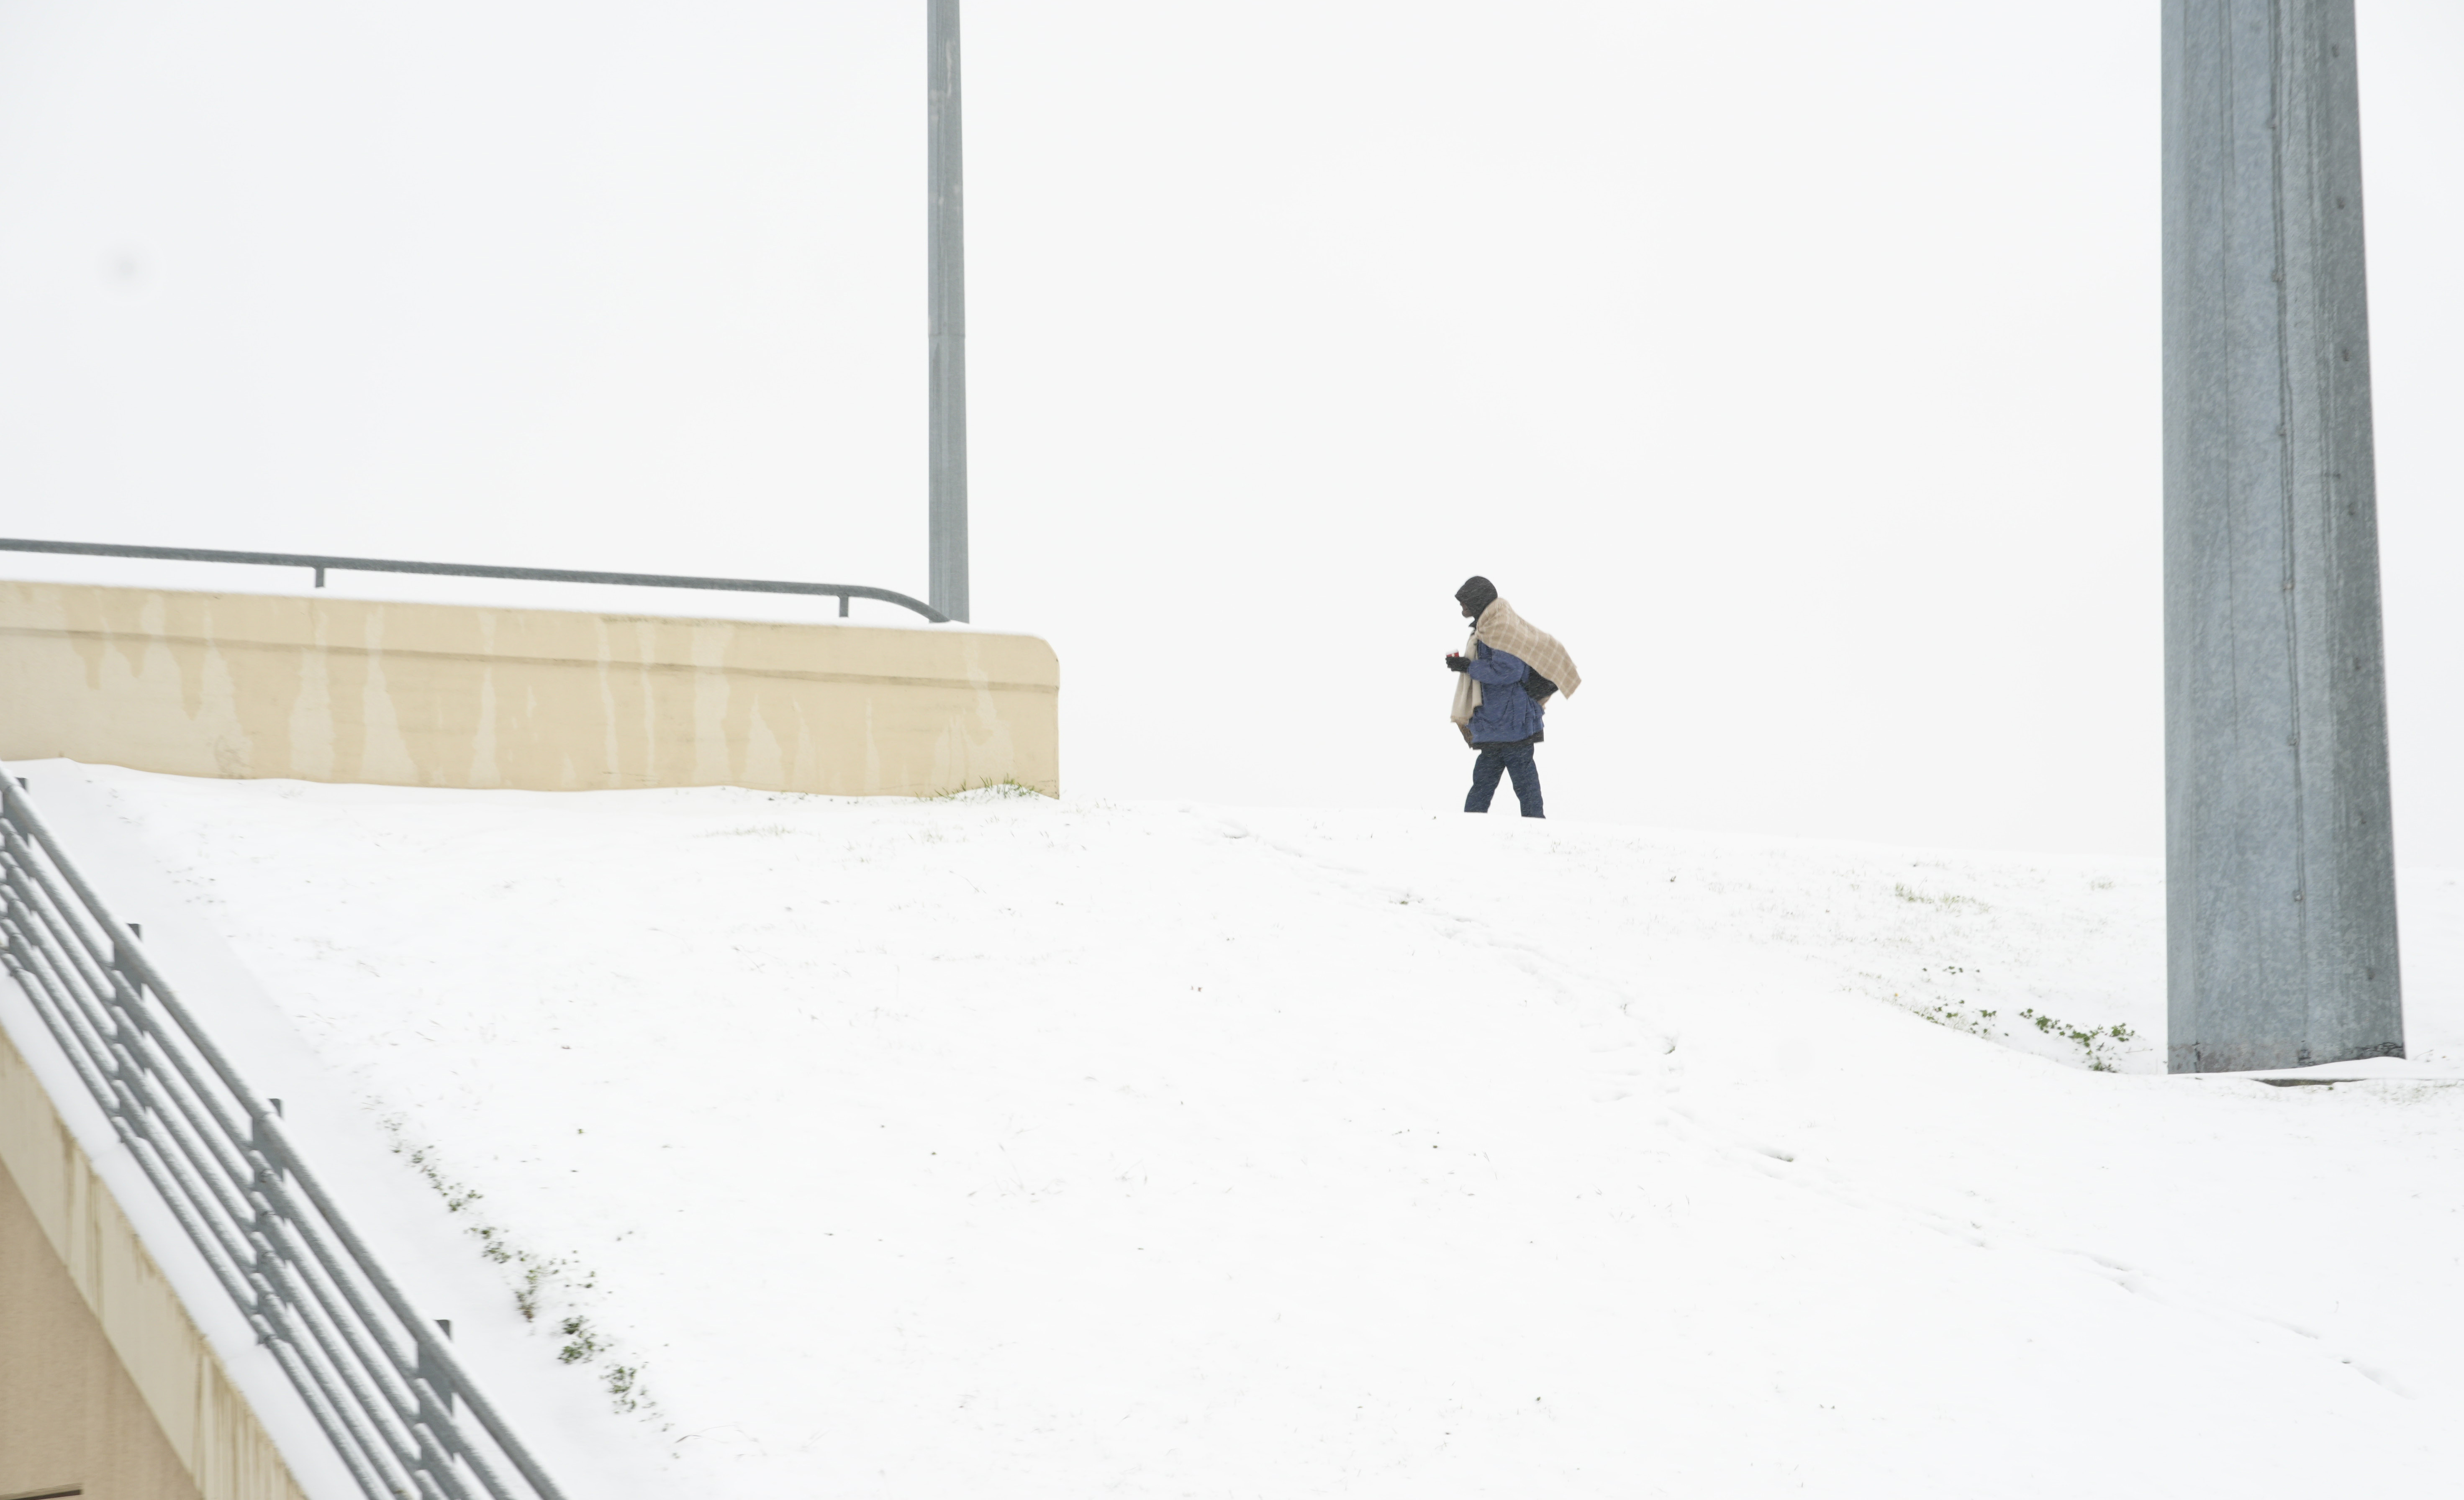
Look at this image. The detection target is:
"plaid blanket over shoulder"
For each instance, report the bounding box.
[1449,597,1582,726]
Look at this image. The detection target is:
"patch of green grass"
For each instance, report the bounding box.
[1910,997,2000,1038]
[1894,882,1987,909]
[2018,1008,2136,1072]
[605,1362,645,1413]
[925,776,1050,801]
[380,1116,660,1423]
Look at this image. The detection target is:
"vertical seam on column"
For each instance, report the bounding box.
[2210,0,2248,1068]
[2299,3,2350,1033]
[2266,0,2314,1048]
[2170,0,2192,1066]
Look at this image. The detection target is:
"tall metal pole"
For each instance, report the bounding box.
[927,0,970,622]
[2163,0,2401,1072]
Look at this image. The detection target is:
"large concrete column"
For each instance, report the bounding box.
[2163,0,2401,1072]
[927,0,970,622]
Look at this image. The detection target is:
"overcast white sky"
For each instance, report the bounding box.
[0,0,2456,862]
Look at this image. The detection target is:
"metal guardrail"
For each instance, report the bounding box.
[0,769,570,1500]
[0,536,949,623]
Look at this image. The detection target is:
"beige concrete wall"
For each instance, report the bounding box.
[0,1023,307,1500]
[0,581,1058,797]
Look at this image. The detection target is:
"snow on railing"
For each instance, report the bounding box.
[0,767,570,1500]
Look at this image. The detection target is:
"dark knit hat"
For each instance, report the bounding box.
[1455,575,1498,617]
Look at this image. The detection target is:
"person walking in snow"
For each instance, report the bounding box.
[1446,575,1581,819]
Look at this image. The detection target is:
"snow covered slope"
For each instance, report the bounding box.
[18,761,2464,1497]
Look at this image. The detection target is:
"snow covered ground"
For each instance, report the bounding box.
[13,759,2464,1497]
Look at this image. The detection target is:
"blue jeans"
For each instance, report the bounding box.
[1466,741,1544,818]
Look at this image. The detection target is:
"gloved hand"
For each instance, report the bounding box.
[1444,653,1470,673]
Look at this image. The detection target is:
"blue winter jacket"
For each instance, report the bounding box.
[1466,643,1545,744]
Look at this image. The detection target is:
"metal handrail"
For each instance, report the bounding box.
[0,536,949,623]
[0,769,570,1500]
